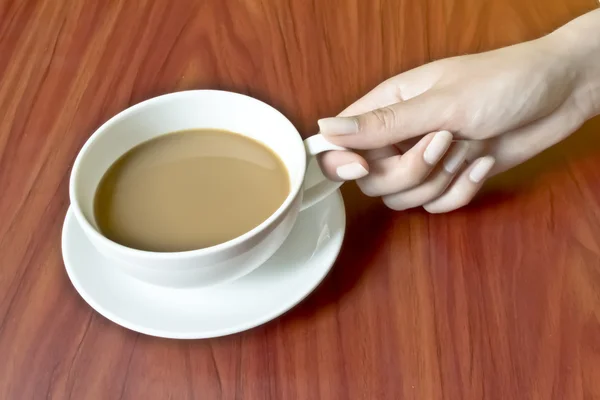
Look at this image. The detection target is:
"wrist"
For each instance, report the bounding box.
[548,10,600,120]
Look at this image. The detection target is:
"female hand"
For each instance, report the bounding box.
[318,10,600,213]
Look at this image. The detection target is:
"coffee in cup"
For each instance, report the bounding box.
[94,128,290,252]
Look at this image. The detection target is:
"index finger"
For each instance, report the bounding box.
[318,90,452,150]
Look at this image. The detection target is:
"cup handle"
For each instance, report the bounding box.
[300,134,347,211]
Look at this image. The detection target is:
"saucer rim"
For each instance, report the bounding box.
[61,190,345,339]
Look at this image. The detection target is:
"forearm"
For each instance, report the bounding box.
[550,9,600,119]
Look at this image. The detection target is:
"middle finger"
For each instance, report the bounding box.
[357,131,453,197]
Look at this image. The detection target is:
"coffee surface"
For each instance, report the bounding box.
[94,129,290,252]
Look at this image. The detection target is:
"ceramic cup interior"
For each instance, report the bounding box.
[72,92,312,250]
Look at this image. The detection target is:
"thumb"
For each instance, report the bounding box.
[318,91,449,150]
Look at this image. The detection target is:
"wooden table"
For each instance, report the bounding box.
[1,0,600,398]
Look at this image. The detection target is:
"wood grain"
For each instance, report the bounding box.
[1,0,600,398]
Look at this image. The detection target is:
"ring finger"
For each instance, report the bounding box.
[423,156,496,213]
[381,142,470,210]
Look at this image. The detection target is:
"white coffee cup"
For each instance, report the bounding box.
[69,90,345,288]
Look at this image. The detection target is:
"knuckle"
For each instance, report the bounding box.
[395,153,429,187]
[436,92,483,138]
[359,106,399,144]
[441,96,466,129]
[373,106,398,131]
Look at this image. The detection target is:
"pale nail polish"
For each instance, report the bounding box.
[443,142,470,173]
[423,131,452,165]
[318,117,359,135]
[469,156,496,183]
[336,163,368,180]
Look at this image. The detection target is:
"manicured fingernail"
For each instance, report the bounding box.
[318,117,358,135]
[443,142,470,173]
[423,131,452,165]
[469,156,495,183]
[336,163,368,180]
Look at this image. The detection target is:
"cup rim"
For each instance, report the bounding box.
[69,89,307,260]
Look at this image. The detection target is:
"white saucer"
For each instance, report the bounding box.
[61,191,345,339]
